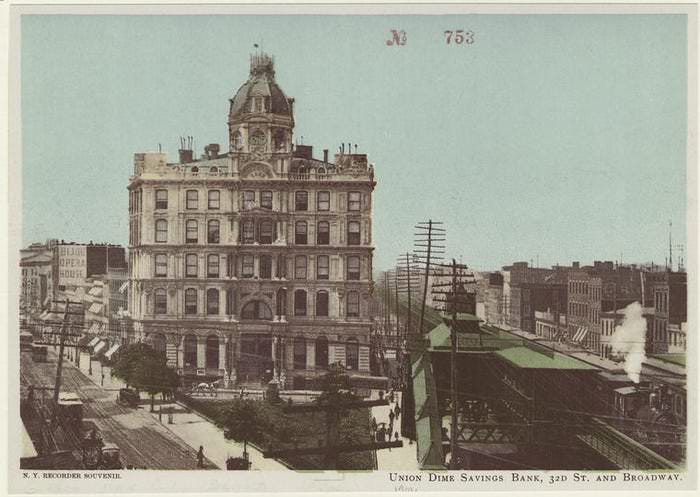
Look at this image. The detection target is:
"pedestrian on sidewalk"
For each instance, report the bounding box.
[197,445,204,468]
[389,408,395,426]
[371,416,377,433]
[394,404,401,418]
[389,389,395,404]
[394,431,399,441]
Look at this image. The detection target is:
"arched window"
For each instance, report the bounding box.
[259,220,274,244]
[317,256,329,280]
[316,291,329,317]
[240,300,273,320]
[185,220,198,243]
[155,190,168,210]
[295,191,308,211]
[347,221,360,245]
[315,336,329,369]
[241,219,255,243]
[294,290,307,316]
[206,335,219,369]
[185,254,198,278]
[208,190,220,210]
[233,132,243,150]
[295,221,307,244]
[295,256,307,280]
[274,129,287,151]
[184,335,198,368]
[207,254,220,278]
[241,255,254,278]
[207,220,220,244]
[348,192,361,211]
[260,255,272,279]
[154,289,167,314]
[154,254,168,277]
[185,288,198,315]
[260,191,273,210]
[293,337,306,370]
[155,219,168,243]
[347,256,360,280]
[317,221,329,245]
[206,288,219,315]
[347,291,360,317]
[317,191,330,211]
[186,190,199,209]
[346,338,359,370]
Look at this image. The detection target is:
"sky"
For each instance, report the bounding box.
[20,14,689,272]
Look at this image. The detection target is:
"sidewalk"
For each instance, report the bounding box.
[146,403,288,471]
[369,391,419,470]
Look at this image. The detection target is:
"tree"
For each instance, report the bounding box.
[222,399,270,459]
[111,342,179,411]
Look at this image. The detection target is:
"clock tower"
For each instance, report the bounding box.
[228,52,295,160]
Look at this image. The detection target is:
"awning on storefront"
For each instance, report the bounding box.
[88,303,104,315]
[77,334,94,347]
[87,322,100,334]
[104,343,121,360]
[573,326,589,343]
[88,336,101,348]
[93,341,108,356]
[88,286,103,297]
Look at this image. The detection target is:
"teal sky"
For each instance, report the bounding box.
[21,14,688,271]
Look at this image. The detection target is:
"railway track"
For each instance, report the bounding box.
[20,350,215,469]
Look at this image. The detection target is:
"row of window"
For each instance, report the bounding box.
[654,291,669,313]
[153,253,363,280]
[175,334,361,372]
[154,189,363,212]
[152,289,361,318]
[568,302,589,318]
[154,218,362,246]
[569,281,590,295]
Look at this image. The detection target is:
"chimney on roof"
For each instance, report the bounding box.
[179,149,194,164]
[323,149,329,163]
[573,261,580,269]
[204,143,220,160]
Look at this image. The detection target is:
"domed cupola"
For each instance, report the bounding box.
[228,52,295,154]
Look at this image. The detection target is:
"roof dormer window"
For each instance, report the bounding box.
[253,97,264,113]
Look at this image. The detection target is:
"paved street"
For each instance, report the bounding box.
[74,351,286,470]
[21,347,216,469]
[369,391,419,470]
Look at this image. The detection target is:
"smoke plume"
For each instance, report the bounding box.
[610,302,647,383]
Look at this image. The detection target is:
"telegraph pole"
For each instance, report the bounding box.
[414,220,445,335]
[52,300,82,403]
[430,259,474,469]
[449,259,459,470]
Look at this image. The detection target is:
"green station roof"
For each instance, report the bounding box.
[495,346,598,370]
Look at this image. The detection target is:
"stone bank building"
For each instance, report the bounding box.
[128,54,376,388]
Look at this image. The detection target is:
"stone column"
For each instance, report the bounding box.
[359,345,370,373]
[272,336,278,378]
[306,340,315,371]
[218,337,226,374]
[196,336,206,369]
[231,219,239,243]
[177,336,184,375]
